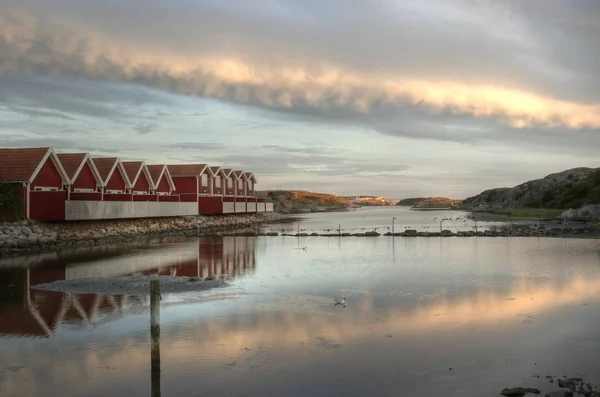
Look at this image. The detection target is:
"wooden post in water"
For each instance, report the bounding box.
[338,224,341,237]
[150,280,161,397]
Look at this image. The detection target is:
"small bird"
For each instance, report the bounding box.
[334,297,346,307]
[302,246,307,251]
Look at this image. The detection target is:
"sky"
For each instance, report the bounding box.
[0,0,599,199]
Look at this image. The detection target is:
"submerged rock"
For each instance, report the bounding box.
[500,387,541,396]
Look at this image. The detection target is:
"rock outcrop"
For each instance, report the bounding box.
[461,167,599,212]
[261,190,357,213]
[397,197,462,208]
[560,204,600,221]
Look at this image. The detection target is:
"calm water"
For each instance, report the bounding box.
[2,209,600,397]
[264,206,508,234]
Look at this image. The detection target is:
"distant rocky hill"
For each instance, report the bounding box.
[344,196,396,206]
[460,167,600,212]
[397,197,462,208]
[258,190,358,214]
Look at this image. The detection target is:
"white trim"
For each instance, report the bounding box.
[26,182,30,219]
[215,176,221,188]
[208,166,222,177]
[141,164,155,190]
[105,189,123,194]
[163,168,176,191]
[133,191,147,195]
[70,154,104,187]
[227,178,233,189]
[104,159,132,189]
[127,162,145,187]
[34,186,59,192]
[201,174,208,187]
[29,148,70,185]
[157,192,169,196]
[73,188,95,193]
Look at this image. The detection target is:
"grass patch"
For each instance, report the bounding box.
[491,208,565,218]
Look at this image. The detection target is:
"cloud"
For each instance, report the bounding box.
[133,122,156,135]
[2,105,79,120]
[192,152,410,178]
[165,142,226,150]
[0,1,599,133]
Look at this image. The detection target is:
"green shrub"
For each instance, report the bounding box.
[0,182,23,221]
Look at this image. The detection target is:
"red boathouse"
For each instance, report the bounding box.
[0,147,69,220]
[92,157,132,201]
[147,165,177,201]
[57,153,103,201]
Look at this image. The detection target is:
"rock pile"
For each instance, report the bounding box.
[560,205,600,221]
[0,213,288,257]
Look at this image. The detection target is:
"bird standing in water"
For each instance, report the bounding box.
[334,297,346,307]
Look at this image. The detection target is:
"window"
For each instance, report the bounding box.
[74,188,94,193]
[227,178,233,188]
[34,186,59,192]
[215,176,221,188]
[238,179,243,189]
[247,180,252,190]
[106,189,123,194]
[201,174,208,187]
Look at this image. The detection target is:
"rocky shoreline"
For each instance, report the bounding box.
[0,213,297,258]
[223,226,600,238]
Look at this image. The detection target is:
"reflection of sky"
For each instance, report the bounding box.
[2,237,600,396]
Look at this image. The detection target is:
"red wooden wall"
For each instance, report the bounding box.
[71,162,97,191]
[179,194,198,202]
[172,176,196,194]
[155,175,170,193]
[29,191,66,220]
[105,168,127,191]
[31,158,63,189]
[132,172,151,192]
[199,196,223,214]
[159,195,179,202]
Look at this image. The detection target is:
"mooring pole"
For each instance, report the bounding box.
[338,224,341,237]
[150,280,161,397]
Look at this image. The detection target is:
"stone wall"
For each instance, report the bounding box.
[0,212,288,257]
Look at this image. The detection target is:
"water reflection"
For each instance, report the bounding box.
[0,237,256,339]
[2,237,600,397]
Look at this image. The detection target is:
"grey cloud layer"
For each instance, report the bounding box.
[1,0,599,135]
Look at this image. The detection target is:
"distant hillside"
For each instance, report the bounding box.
[397,197,462,208]
[344,196,396,206]
[259,190,358,214]
[460,167,600,211]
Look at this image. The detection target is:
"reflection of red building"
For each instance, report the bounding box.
[0,237,256,338]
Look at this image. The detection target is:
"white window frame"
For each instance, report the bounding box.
[34,186,59,192]
[227,178,233,189]
[105,189,123,194]
[133,191,147,195]
[215,176,221,188]
[238,179,243,189]
[157,192,169,196]
[73,188,94,193]
[247,180,252,190]
[201,174,208,187]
